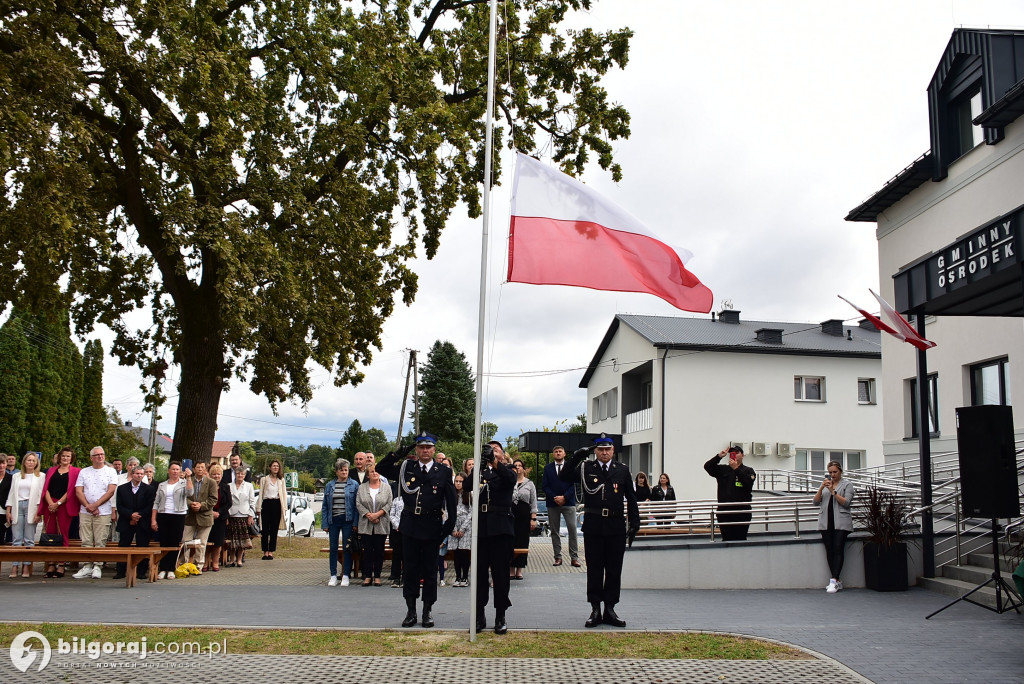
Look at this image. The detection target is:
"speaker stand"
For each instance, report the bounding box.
[926,520,1023,619]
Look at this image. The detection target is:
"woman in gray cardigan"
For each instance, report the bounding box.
[814,460,855,593]
[355,464,393,586]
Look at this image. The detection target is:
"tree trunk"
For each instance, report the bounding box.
[171,334,225,467]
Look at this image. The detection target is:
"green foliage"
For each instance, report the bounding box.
[567,413,587,433]
[339,419,370,459]
[481,422,498,442]
[0,0,632,467]
[855,487,913,548]
[417,341,476,443]
[101,407,145,458]
[364,428,392,460]
[0,313,31,453]
[437,440,474,472]
[297,471,317,494]
[79,340,106,450]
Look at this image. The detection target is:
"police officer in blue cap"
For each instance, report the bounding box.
[560,433,640,628]
[398,432,456,628]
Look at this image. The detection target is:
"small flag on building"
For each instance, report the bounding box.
[839,290,936,350]
[507,153,712,313]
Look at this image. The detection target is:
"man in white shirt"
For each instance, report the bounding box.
[73,446,119,579]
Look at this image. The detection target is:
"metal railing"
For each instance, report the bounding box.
[624,408,653,433]
[635,493,921,541]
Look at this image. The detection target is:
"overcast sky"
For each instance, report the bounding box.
[101,0,1024,450]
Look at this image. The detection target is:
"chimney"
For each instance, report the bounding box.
[755,328,783,344]
[858,318,877,330]
[719,309,741,324]
[820,319,844,336]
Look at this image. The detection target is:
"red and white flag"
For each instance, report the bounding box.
[839,290,936,350]
[507,153,713,313]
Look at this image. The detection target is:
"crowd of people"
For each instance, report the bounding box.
[3,434,854,626]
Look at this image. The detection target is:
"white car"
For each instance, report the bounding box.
[280,494,315,537]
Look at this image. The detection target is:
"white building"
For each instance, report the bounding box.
[847,28,1024,462]
[580,311,882,501]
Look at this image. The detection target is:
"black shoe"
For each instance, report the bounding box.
[476,613,487,632]
[585,602,602,628]
[603,605,626,627]
[402,609,418,627]
[112,573,126,580]
[421,606,434,628]
[494,612,507,635]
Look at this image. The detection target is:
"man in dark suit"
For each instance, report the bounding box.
[113,465,155,579]
[560,433,640,628]
[542,445,580,567]
[398,433,456,629]
[475,444,517,634]
[226,454,252,483]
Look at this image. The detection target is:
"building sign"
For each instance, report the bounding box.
[931,214,1018,291]
[894,205,1024,316]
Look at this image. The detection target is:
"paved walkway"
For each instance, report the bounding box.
[2,538,1022,683]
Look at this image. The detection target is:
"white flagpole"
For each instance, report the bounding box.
[469,0,499,642]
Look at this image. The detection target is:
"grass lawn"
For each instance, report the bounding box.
[0,624,809,659]
[272,535,325,558]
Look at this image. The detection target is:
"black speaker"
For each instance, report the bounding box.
[955,405,1020,518]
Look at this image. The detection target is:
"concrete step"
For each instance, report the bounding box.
[965,551,1017,573]
[942,563,999,585]
[919,575,1022,611]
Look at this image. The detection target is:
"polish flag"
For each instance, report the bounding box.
[507,153,713,313]
[839,290,936,350]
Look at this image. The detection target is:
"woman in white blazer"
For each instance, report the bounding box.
[5,452,45,578]
[355,464,393,586]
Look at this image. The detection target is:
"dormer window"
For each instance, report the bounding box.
[950,88,983,161]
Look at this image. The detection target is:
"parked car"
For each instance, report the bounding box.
[533,500,550,537]
[280,494,315,537]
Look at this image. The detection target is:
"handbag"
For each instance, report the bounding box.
[248,520,261,537]
[348,531,363,554]
[39,533,64,546]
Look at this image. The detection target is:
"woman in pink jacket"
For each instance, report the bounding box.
[38,446,81,577]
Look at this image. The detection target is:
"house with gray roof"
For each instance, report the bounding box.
[580,310,882,501]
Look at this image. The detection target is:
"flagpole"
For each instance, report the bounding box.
[469,0,499,642]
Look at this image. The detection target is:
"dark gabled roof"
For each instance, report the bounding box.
[579,314,881,388]
[847,28,1024,223]
[845,152,933,222]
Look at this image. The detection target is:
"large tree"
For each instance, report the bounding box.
[0,0,632,464]
[79,339,106,450]
[417,340,475,443]
[0,311,31,453]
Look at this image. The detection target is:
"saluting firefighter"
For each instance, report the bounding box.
[474,442,517,634]
[398,432,456,628]
[560,433,640,628]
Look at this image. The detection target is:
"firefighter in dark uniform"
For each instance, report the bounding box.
[560,433,640,628]
[704,445,756,541]
[398,432,456,628]
[474,442,517,634]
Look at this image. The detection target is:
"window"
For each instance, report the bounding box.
[608,387,619,418]
[971,358,1010,406]
[794,376,825,402]
[640,381,653,410]
[858,378,876,405]
[795,449,863,474]
[951,89,983,160]
[591,397,599,422]
[909,374,939,437]
[592,388,618,422]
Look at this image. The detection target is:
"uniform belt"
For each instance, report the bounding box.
[412,508,442,517]
[584,506,623,517]
[480,504,510,513]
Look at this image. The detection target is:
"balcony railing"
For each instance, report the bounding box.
[624,407,653,433]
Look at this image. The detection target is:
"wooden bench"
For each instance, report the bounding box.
[0,546,181,588]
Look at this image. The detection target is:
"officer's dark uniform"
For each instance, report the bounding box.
[398,434,456,628]
[475,456,516,634]
[560,435,640,628]
[704,451,756,541]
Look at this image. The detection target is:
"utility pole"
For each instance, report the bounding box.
[395,350,417,449]
[412,349,420,435]
[147,359,168,463]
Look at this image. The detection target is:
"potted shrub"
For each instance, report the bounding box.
[856,487,912,591]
